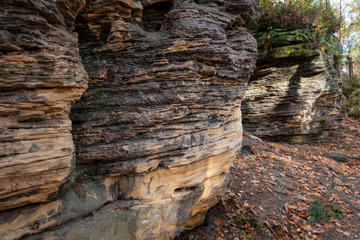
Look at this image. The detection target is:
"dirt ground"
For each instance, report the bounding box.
[176,116,360,240]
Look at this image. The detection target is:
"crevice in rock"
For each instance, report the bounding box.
[142,1,172,32]
[75,11,111,50]
[174,183,204,194]
[156,160,171,170]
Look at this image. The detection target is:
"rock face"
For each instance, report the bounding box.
[242,29,342,143]
[0,0,88,212]
[0,0,259,239]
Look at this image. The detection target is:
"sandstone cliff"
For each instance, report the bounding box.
[0,0,88,212]
[0,0,259,239]
[242,29,342,143]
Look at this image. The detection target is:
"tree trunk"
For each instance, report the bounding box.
[339,0,342,43]
[348,56,353,81]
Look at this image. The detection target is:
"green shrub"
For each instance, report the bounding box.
[342,75,360,117]
[258,0,341,35]
[307,200,343,225]
[255,0,342,58]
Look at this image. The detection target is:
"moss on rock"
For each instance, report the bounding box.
[259,43,319,60]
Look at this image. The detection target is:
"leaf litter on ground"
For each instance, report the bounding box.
[176,116,360,240]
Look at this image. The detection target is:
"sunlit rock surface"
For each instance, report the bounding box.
[242,29,342,143]
[0,0,259,239]
[0,0,88,212]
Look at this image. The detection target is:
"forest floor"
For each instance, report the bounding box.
[177,116,360,240]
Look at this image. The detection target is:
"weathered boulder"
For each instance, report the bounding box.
[0,0,259,239]
[242,29,342,143]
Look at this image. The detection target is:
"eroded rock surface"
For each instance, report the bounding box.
[242,29,342,143]
[0,0,87,212]
[0,0,259,239]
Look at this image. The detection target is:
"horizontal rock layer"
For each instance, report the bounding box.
[242,29,342,143]
[0,0,259,239]
[1,150,234,240]
[0,0,87,212]
[69,0,258,238]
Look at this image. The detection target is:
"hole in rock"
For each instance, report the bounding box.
[75,12,111,49]
[194,0,209,4]
[157,161,170,170]
[174,186,198,193]
[142,1,172,32]
[195,0,223,6]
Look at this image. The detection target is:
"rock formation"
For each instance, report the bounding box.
[242,29,342,143]
[0,0,259,239]
[0,0,88,212]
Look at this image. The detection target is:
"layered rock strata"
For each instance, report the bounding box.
[0,0,88,212]
[242,29,342,143]
[0,0,259,239]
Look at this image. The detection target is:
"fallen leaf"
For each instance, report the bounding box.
[287,204,297,210]
[329,194,340,201]
[335,228,343,233]
[323,223,333,229]
[213,219,224,226]
[296,195,307,201]
[301,224,312,231]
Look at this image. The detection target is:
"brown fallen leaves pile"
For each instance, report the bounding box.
[177,116,360,240]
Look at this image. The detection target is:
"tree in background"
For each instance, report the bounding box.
[257,0,359,117]
[339,0,360,117]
